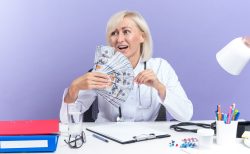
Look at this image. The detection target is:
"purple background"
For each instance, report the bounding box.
[0,0,249,121]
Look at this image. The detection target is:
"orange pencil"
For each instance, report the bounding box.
[218,104,222,120]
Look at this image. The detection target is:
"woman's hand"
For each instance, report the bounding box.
[134,69,160,88]
[64,72,110,103]
[72,72,110,90]
[134,69,166,101]
[243,36,250,47]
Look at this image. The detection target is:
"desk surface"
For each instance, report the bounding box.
[55,121,249,154]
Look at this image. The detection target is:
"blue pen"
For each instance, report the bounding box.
[92,134,109,143]
[234,112,240,121]
[223,114,227,124]
[215,111,218,120]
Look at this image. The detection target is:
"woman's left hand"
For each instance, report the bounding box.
[134,69,166,101]
[134,69,160,88]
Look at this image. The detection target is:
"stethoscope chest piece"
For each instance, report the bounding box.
[116,106,124,122]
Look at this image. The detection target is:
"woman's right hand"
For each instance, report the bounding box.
[72,72,110,90]
[243,36,250,47]
[64,72,110,103]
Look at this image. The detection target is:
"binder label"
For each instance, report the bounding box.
[1,140,48,149]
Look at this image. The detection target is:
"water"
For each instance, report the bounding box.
[68,111,83,137]
[69,123,83,137]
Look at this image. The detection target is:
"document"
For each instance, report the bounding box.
[0,134,58,152]
[86,122,170,144]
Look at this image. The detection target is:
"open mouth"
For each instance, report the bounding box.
[117,45,128,51]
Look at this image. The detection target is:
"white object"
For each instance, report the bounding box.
[242,131,250,138]
[197,128,214,149]
[242,131,250,148]
[216,37,250,75]
[244,138,250,148]
[1,140,48,148]
[216,121,238,145]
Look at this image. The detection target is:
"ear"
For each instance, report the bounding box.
[140,32,145,43]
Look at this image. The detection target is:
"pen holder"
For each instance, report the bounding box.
[216,121,238,145]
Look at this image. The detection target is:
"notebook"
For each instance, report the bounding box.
[86,123,170,144]
[0,119,59,136]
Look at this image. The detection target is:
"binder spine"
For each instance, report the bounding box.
[0,135,58,153]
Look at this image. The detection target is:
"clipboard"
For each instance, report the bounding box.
[86,123,171,144]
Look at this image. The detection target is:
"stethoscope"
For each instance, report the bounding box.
[116,61,153,122]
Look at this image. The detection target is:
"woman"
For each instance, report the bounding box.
[60,10,193,122]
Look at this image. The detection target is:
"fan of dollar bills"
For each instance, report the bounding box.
[93,45,134,107]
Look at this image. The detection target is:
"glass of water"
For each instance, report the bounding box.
[67,103,84,136]
[64,103,85,148]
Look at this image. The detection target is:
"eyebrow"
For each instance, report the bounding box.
[110,26,132,34]
[113,26,132,31]
[121,26,132,30]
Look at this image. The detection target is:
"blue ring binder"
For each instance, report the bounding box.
[0,135,59,153]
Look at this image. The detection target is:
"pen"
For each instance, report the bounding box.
[218,104,222,120]
[155,134,171,138]
[233,109,239,120]
[223,113,227,124]
[92,134,109,143]
[231,103,235,120]
[227,106,232,124]
[234,112,240,121]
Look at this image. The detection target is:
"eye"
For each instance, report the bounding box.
[111,31,118,36]
[123,29,130,35]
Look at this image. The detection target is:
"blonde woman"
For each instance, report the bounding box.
[60,10,193,122]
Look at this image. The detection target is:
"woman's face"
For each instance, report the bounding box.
[109,17,144,64]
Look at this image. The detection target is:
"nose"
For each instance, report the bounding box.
[117,33,125,43]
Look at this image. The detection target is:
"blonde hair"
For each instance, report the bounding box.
[106,10,153,62]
